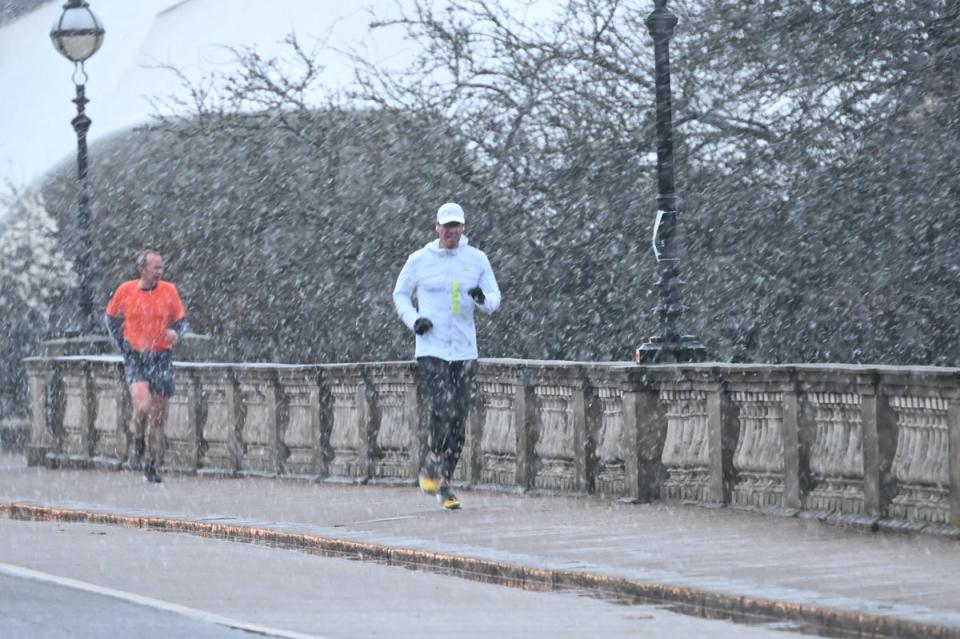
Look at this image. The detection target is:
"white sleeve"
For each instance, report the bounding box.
[392,254,420,330]
[476,252,501,314]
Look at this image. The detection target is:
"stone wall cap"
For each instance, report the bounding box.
[22,355,121,364]
[176,361,313,369]
[20,355,960,376]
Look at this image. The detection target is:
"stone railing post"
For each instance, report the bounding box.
[949,389,960,529]
[707,376,737,505]
[24,358,56,467]
[462,382,484,486]
[617,367,666,503]
[781,373,807,511]
[859,375,897,519]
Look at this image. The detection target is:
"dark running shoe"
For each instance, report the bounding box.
[418,453,441,496]
[127,437,145,471]
[143,461,163,484]
[127,453,142,472]
[438,485,461,510]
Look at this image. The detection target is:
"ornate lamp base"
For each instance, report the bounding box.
[636,334,707,364]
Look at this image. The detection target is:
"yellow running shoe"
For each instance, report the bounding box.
[418,453,441,495]
[439,486,461,510]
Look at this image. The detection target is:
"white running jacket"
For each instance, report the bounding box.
[393,236,501,361]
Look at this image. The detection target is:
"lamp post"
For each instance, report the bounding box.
[50,0,104,336]
[636,0,706,364]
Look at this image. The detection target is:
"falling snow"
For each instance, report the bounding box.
[1,0,958,418]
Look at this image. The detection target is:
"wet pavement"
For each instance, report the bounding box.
[2,453,959,638]
[0,519,823,638]
[0,568,294,639]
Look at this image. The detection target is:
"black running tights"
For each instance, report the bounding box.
[417,357,478,480]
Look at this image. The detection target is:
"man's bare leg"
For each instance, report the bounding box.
[143,394,168,483]
[128,382,151,470]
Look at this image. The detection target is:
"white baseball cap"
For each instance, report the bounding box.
[436,202,465,225]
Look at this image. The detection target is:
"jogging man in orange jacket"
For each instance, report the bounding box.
[105,249,188,483]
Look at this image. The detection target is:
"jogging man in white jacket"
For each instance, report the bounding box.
[393,202,501,509]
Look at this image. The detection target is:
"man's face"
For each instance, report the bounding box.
[436,222,463,250]
[140,253,165,286]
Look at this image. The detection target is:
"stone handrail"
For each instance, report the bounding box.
[23,356,960,532]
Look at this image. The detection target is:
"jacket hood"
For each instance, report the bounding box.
[425,235,471,254]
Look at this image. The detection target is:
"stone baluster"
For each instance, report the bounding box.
[799,368,867,516]
[90,358,128,470]
[323,364,373,482]
[369,362,419,483]
[530,364,588,494]
[730,389,784,508]
[25,357,56,467]
[657,368,737,505]
[725,369,795,510]
[659,387,709,501]
[475,362,531,489]
[53,358,94,469]
[658,368,717,502]
[197,366,240,477]
[807,391,865,513]
[887,394,947,522]
[164,365,201,473]
[277,366,323,479]
[882,371,957,526]
[236,367,281,477]
[590,374,626,498]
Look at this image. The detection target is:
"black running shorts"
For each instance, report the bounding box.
[123,350,176,397]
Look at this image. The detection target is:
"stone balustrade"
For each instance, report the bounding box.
[22,356,960,532]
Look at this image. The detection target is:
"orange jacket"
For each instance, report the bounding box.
[105,280,186,352]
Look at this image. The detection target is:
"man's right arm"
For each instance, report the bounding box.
[104,314,128,354]
[104,284,128,354]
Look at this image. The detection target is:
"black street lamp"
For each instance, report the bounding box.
[636,0,706,364]
[50,0,105,336]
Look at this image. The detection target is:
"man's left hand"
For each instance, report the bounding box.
[165,329,180,345]
[468,287,485,304]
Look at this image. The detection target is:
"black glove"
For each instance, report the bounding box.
[414,318,433,335]
[468,287,485,305]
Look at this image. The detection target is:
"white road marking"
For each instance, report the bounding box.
[0,561,331,639]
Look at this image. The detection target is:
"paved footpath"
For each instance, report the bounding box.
[2,454,959,638]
